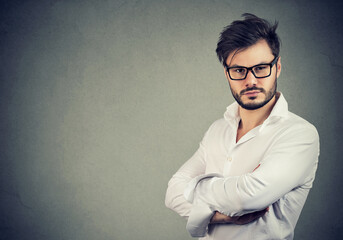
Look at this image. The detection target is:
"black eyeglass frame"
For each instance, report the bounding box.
[225,56,279,80]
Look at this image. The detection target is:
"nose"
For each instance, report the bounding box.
[244,70,257,87]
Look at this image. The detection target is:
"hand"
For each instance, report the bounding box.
[210,208,268,225]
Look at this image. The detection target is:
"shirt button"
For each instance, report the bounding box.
[227,156,232,162]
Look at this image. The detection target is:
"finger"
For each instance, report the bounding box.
[235,210,267,225]
[211,212,237,224]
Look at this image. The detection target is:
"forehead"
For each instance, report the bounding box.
[226,40,274,67]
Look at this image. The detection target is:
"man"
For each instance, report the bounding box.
[165,13,319,240]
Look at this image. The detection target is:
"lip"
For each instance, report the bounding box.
[244,90,260,96]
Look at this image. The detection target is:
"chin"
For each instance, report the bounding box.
[241,103,265,110]
[240,98,269,110]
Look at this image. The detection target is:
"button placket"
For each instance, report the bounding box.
[223,154,233,177]
[223,135,236,176]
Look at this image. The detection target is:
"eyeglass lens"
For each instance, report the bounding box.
[229,64,271,80]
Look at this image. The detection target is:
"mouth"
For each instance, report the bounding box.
[243,90,261,97]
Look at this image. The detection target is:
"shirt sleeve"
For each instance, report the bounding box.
[165,139,207,218]
[185,124,319,237]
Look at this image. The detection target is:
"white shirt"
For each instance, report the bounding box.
[165,93,319,240]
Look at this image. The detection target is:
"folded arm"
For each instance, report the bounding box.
[187,125,319,217]
[165,143,207,218]
[185,125,319,237]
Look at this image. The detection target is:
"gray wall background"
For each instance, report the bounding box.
[1,0,342,239]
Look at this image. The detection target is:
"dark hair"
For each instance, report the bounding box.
[216,13,280,66]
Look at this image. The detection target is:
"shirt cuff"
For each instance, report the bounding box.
[186,203,214,237]
[184,173,223,238]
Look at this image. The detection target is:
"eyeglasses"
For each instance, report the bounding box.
[225,56,279,80]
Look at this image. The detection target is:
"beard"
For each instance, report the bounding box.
[231,77,277,110]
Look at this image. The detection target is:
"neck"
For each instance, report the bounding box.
[238,94,278,131]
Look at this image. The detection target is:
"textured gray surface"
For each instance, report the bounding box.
[1,0,342,239]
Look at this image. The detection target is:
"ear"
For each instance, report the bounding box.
[276,56,282,78]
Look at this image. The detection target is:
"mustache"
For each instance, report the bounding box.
[240,87,265,95]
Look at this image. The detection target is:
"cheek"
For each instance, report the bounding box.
[264,79,276,91]
[228,82,240,92]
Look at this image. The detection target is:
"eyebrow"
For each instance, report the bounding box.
[228,61,271,68]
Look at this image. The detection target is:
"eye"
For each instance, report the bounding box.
[253,65,270,74]
[234,68,245,73]
[255,66,267,71]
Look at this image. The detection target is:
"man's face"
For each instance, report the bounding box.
[225,40,281,110]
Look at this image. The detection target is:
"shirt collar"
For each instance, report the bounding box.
[223,100,240,126]
[224,92,289,128]
[265,92,289,120]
